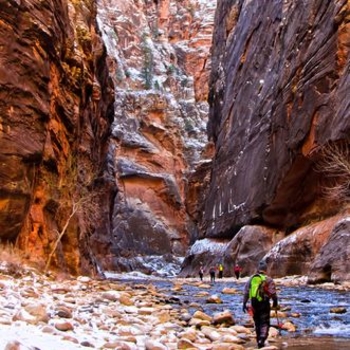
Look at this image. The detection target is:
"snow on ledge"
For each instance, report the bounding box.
[189,238,230,255]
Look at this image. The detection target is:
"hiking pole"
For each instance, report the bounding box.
[275,309,282,335]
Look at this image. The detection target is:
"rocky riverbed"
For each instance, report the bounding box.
[0,265,349,350]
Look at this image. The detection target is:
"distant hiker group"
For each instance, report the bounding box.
[199,263,224,282]
[198,262,242,282]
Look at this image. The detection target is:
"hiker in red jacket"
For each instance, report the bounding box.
[242,260,279,349]
[234,264,242,279]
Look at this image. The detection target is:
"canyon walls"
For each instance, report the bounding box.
[184,0,350,282]
[0,0,114,274]
[206,0,349,237]
[0,0,216,275]
[92,0,216,273]
[1,0,349,282]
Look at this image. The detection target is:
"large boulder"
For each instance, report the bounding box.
[308,217,350,284]
[223,225,284,277]
[179,225,283,278]
[178,238,229,278]
[266,215,343,277]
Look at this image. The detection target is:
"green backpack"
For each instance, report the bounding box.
[249,274,267,302]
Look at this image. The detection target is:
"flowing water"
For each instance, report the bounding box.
[114,274,350,349]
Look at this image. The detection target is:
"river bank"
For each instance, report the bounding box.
[0,267,349,349]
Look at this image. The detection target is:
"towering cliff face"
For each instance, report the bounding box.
[0,0,114,274]
[0,0,216,275]
[2,0,348,281]
[92,0,216,273]
[186,0,350,281]
[206,0,349,237]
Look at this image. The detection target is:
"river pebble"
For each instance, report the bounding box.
[1,268,347,349]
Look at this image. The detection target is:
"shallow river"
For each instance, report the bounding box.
[118,276,350,350]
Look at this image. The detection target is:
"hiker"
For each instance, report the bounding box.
[199,265,204,281]
[218,263,224,279]
[242,260,279,349]
[234,264,242,279]
[209,266,216,282]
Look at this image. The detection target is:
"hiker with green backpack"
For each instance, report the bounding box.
[242,260,279,349]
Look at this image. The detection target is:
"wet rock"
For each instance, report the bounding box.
[270,310,287,318]
[212,310,235,326]
[4,341,37,350]
[217,333,245,344]
[55,306,73,319]
[330,307,347,314]
[138,307,156,315]
[177,338,198,349]
[231,325,252,335]
[308,218,350,283]
[179,328,198,342]
[102,341,134,350]
[268,327,280,338]
[144,339,168,350]
[281,321,297,332]
[222,287,238,294]
[80,340,95,348]
[54,320,74,332]
[13,310,38,325]
[192,310,212,322]
[206,294,222,304]
[211,343,245,350]
[180,312,192,323]
[101,291,121,302]
[61,335,80,344]
[201,325,222,341]
[189,317,211,327]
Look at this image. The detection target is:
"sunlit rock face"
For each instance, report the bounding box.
[265,215,343,278]
[0,0,216,275]
[94,0,216,271]
[0,0,114,274]
[222,225,284,277]
[308,217,350,284]
[203,0,350,237]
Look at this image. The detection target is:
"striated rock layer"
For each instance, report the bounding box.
[0,0,115,274]
[93,0,216,272]
[206,0,350,236]
[183,0,350,281]
[0,0,216,275]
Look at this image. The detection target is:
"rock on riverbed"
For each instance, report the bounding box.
[0,271,261,349]
[2,267,348,349]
